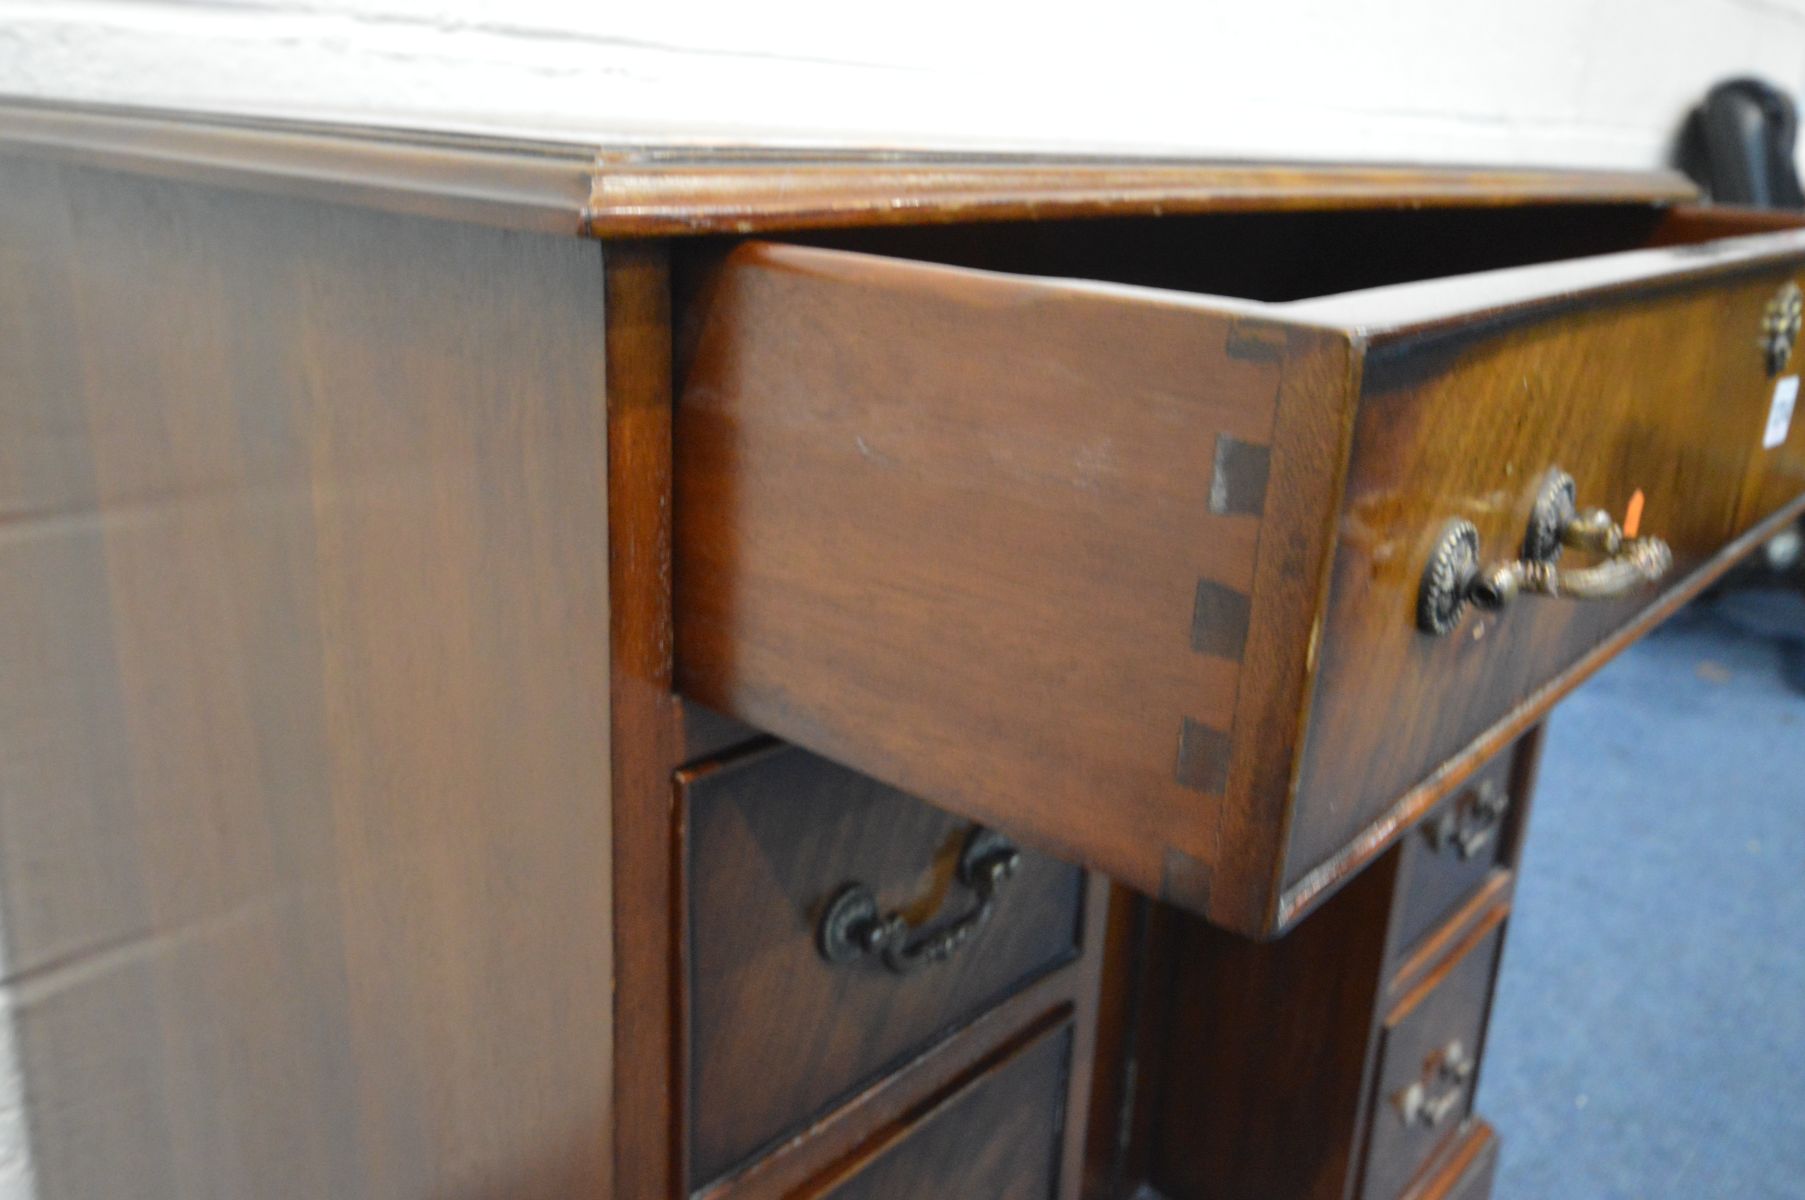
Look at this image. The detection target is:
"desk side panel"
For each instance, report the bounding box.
[0,155,613,1199]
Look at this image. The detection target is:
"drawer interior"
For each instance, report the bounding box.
[776,204,1803,302]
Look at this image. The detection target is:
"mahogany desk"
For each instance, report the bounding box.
[0,100,1799,1199]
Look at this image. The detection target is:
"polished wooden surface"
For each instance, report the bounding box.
[0,97,1698,240]
[0,151,615,1198]
[589,160,1693,237]
[681,742,1084,1186]
[605,240,690,1200]
[1288,235,1805,909]
[673,209,1805,935]
[4,95,1784,1200]
[805,1018,1073,1200]
[674,238,1354,934]
[1402,1122,1499,1200]
[1131,854,1401,1200]
[699,940,1102,1200]
[1362,915,1506,1200]
[1098,731,1538,1200]
[1080,884,1149,1200]
[1388,749,1520,971]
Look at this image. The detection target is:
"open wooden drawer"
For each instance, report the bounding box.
[671,203,1805,936]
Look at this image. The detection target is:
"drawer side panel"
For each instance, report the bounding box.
[675,242,1352,932]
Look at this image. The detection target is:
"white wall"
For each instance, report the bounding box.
[3,0,1805,168]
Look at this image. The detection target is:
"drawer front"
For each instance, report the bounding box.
[1432,1135,1498,1200]
[683,743,1085,1186]
[1290,259,1805,893]
[1361,916,1505,1200]
[815,1021,1071,1200]
[1390,738,1526,966]
[1402,1122,1498,1200]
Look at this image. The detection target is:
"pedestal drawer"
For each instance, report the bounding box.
[810,1019,1072,1200]
[681,743,1085,1187]
[1389,731,1536,970]
[675,209,1805,935]
[1361,911,1507,1200]
[1405,1122,1499,1200]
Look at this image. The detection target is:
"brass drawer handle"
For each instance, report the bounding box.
[1468,537,1673,607]
[1418,469,1673,635]
[1424,778,1509,860]
[1394,1039,1475,1129]
[817,828,1021,975]
[1764,281,1802,376]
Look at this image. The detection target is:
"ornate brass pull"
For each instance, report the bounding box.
[1418,470,1673,635]
[817,828,1021,975]
[1466,536,1673,608]
[1394,1039,1475,1129]
[1425,778,1509,860]
[1763,281,1802,376]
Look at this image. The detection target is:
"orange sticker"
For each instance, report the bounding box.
[1624,489,1645,539]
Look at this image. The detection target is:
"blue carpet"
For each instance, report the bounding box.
[1478,587,1805,1199]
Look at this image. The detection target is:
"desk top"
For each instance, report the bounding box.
[0,97,1697,237]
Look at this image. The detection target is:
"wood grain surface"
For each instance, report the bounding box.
[587,159,1692,237]
[0,154,615,1198]
[674,239,1359,933]
[1388,753,1517,972]
[604,240,691,1200]
[1361,914,1507,1200]
[801,1017,1074,1200]
[695,947,1100,1200]
[674,212,1805,936]
[1402,1121,1499,1200]
[1289,250,1805,896]
[1130,857,1401,1200]
[1097,731,1536,1200]
[681,742,1083,1186]
[0,97,1698,239]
